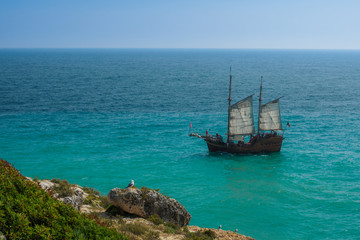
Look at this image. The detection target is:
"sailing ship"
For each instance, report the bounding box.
[190,71,289,154]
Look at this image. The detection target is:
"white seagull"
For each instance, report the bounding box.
[126,180,135,188]
[218,224,222,230]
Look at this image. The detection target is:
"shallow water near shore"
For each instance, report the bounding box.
[1,49,360,239]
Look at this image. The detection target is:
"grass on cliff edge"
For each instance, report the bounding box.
[0,159,128,240]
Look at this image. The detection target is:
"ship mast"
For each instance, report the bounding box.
[257,76,263,135]
[227,67,232,143]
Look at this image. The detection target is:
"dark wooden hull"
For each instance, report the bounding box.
[204,135,284,154]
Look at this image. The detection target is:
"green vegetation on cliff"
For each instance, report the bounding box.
[0,159,127,240]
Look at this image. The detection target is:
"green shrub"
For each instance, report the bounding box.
[83,194,100,207]
[83,198,92,205]
[99,195,111,208]
[185,229,216,240]
[0,159,128,240]
[50,178,60,184]
[117,216,125,224]
[203,229,216,238]
[51,178,74,197]
[165,222,181,234]
[119,223,147,236]
[147,214,164,225]
[83,186,100,196]
[144,230,160,240]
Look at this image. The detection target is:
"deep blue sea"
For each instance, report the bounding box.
[1,49,359,239]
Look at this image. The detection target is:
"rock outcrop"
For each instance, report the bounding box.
[27,178,86,211]
[108,187,191,227]
[20,175,254,239]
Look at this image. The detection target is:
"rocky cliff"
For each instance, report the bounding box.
[24,176,253,239]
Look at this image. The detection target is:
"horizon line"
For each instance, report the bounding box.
[1,47,360,51]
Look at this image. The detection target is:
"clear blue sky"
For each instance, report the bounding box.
[1,0,360,49]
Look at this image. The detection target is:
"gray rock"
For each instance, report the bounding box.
[38,180,55,191]
[62,196,74,205]
[108,187,191,226]
[61,189,84,210]
[25,177,87,211]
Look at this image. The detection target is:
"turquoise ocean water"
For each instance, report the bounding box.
[0,49,359,239]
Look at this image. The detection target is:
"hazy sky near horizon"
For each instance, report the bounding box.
[1,0,360,49]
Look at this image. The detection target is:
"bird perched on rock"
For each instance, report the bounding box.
[126,180,134,188]
[218,224,222,230]
[235,229,238,233]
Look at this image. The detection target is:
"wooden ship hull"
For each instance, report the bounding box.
[204,135,284,153]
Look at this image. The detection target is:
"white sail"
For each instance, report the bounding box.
[230,135,244,142]
[229,95,255,135]
[259,98,283,131]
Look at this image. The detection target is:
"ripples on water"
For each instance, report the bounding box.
[0,49,360,239]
